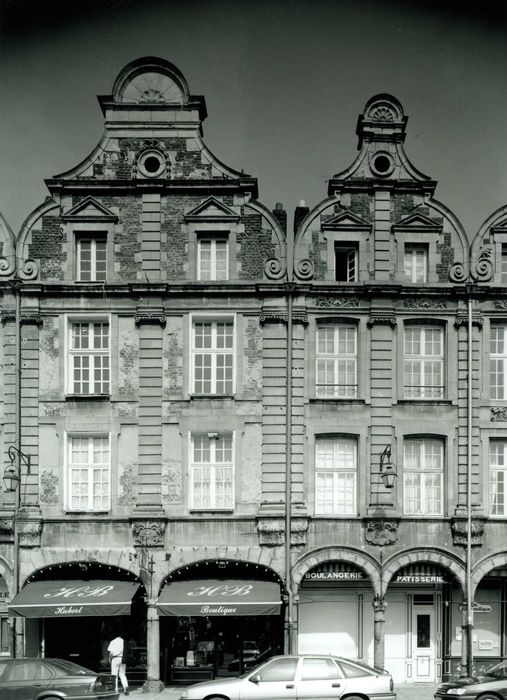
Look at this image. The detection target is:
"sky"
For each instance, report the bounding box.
[1,0,507,237]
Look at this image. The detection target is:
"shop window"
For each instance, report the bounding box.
[404,325,444,399]
[256,657,298,682]
[490,326,507,400]
[301,657,341,680]
[67,319,110,395]
[403,438,444,516]
[191,318,234,395]
[0,620,8,656]
[335,242,358,282]
[404,244,428,283]
[66,434,111,512]
[315,437,357,515]
[197,235,229,281]
[316,324,357,398]
[76,234,106,282]
[490,440,507,516]
[189,432,234,510]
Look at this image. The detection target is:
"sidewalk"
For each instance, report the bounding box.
[128,681,440,699]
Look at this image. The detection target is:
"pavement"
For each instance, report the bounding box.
[127,681,441,699]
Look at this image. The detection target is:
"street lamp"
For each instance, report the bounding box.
[3,445,31,657]
[379,445,397,489]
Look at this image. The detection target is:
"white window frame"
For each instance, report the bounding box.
[66,315,111,396]
[64,433,111,512]
[404,325,444,399]
[76,234,107,282]
[316,324,357,398]
[314,436,357,515]
[404,244,428,283]
[190,314,235,395]
[403,438,444,516]
[197,234,229,281]
[491,325,507,400]
[335,243,358,282]
[490,440,507,517]
[189,431,234,510]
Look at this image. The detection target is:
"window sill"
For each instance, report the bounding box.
[64,510,110,515]
[310,397,365,405]
[189,509,235,514]
[396,399,452,406]
[65,394,111,401]
[189,394,235,400]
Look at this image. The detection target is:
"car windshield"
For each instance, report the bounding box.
[483,661,507,678]
[48,659,94,676]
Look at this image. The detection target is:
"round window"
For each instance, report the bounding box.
[371,152,394,176]
[138,151,166,178]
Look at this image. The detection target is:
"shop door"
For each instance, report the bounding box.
[412,605,435,682]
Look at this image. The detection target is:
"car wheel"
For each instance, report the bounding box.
[476,695,503,700]
[205,696,229,700]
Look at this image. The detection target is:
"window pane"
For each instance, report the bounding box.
[315,438,357,515]
[68,436,110,511]
[404,439,444,515]
[192,320,234,394]
[404,327,444,398]
[316,325,357,398]
[490,441,507,516]
[491,327,507,400]
[190,433,234,510]
[258,658,298,682]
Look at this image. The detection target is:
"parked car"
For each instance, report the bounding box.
[435,659,507,699]
[0,657,118,699]
[179,654,396,700]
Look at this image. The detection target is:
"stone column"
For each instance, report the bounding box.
[373,595,387,671]
[143,600,164,693]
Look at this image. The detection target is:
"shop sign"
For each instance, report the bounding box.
[304,571,365,581]
[395,575,446,584]
[459,602,492,614]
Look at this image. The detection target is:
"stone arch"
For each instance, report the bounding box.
[382,547,465,596]
[0,555,13,596]
[292,547,381,596]
[19,547,140,589]
[472,551,507,595]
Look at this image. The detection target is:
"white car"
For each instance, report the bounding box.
[180,654,396,700]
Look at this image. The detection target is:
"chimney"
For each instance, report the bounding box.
[294,199,309,233]
[272,202,287,234]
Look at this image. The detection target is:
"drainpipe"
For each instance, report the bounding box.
[11,277,22,657]
[465,289,474,677]
[285,283,293,654]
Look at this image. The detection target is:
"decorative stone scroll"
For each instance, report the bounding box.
[134,313,166,327]
[256,518,309,547]
[131,519,167,547]
[315,296,360,309]
[449,247,493,284]
[367,315,397,327]
[450,518,485,547]
[494,300,507,309]
[491,407,507,422]
[264,257,286,280]
[294,259,314,281]
[454,314,483,328]
[1,311,43,325]
[363,517,399,546]
[403,298,447,309]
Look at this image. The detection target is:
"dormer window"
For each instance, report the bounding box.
[197,234,229,281]
[76,234,106,282]
[404,244,428,283]
[335,242,358,282]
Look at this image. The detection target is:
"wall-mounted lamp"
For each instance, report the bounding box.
[3,446,30,494]
[380,445,397,489]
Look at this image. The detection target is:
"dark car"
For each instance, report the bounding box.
[435,660,507,699]
[0,657,118,699]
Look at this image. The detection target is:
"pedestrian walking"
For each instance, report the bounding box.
[107,632,129,695]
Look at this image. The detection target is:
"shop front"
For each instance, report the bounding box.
[158,562,284,685]
[8,563,147,684]
[297,561,375,662]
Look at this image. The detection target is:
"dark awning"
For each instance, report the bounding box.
[8,580,141,618]
[158,579,281,617]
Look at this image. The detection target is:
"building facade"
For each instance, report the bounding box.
[1,57,507,688]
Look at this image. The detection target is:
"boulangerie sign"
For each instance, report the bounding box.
[157,579,281,617]
[8,579,140,617]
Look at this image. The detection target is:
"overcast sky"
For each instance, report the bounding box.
[1,0,507,236]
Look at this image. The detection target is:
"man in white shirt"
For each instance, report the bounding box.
[107,634,129,695]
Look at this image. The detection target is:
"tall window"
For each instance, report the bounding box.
[404,438,444,515]
[192,319,234,394]
[190,432,234,510]
[490,440,507,516]
[404,244,428,283]
[501,244,507,284]
[76,235,106,281]
[315,437,357,515]
[68,321,110,395]
[316,324,357,398]
[66,435,110,511]
[404,326,444,399]
[197,236,228,281]
[491,326,507,400]
[335,243,358,282]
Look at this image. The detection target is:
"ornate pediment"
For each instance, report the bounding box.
[61,196,119,222]
[321,209,371,232]
[392,211,442,234]
[184,196,240,222]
